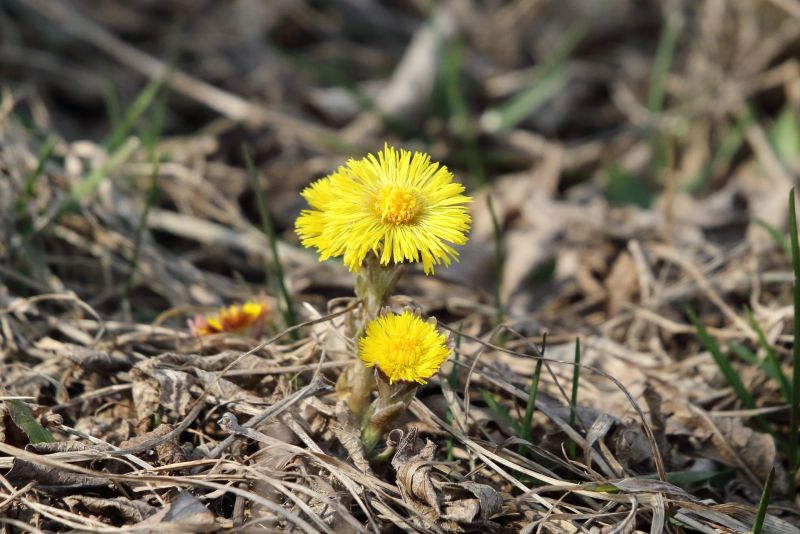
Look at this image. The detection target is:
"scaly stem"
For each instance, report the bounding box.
[343,255,402,421]
[361,374,417,456]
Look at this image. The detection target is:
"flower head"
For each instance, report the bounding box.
[359,310,451,384]
[189,300,269,337]
[295,145,471,274]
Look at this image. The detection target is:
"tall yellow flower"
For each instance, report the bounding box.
[359,310,451,384]
[295,145,471,274]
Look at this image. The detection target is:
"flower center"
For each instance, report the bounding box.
[387,339,422,369]
[374,186,420,225]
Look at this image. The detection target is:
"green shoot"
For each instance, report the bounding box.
[745,307,792,401]
[522,334,546,444]
[486,196,504,328]
[242,146,298,338]
[122,159,160,320]
[647,13,679,114]
[480,22,586,133]
[688,108,751,193]
[568,337,581,460]
[687,306,776,439]
[17,137,56,216]
[752,465,775,534]
[104,76,164,152]
[728,343,789,400]
[103,79,123,134]
[442,39,485,188]
[481,389,522,435]
[687,306,757,408]
[788,188,800,497]
[70,139,139,203]
[752,217,791,259]
[647,13,679,181]
[605,165,653,208]
[123,80,170,319]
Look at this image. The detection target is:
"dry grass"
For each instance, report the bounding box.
[2,0,800,532]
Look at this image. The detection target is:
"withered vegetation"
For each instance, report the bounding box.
[2,0,800,532]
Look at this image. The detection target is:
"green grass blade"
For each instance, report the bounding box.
[442,40,485,188]
[688,108,752,193]
[17,137,56,213]
[15,136,139,248]
[103,79,123,133]
[5,400,54,444]
[568,337,581,460]
[522,334,546,443]
[752,465,775,534]
[480,22,586,133]
[728,343,760,366]
[243,146,298,338]
[752,218,791,259]
[71,137,140,203]
[123,80,170,319]
[104,76,163,152]
[687,307,780,440]
[788,188,800,497]
[745,307,792,401]
[687,306,757,409]
[481,389,522,435]
[486,196,504,327]
[605,165,654,208]
[122,159,160,319]
[647,13,679,114]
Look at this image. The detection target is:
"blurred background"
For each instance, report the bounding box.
[3,1,800,525]
[1,0,799,327]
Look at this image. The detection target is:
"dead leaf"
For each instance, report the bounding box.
[39,339,134,373]
[194,368,265,415]
[133,492,216,532]
[706,416,780,487]
[131,379,161,432]
[64,495,156,523]
[7,458,111,493]
[118,424,186,466]
[438,481,504,524]
[604,251,639,314]
[391,429,504,532]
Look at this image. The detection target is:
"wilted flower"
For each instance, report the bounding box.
[188,300,269,337]
[359,310,451,384]
[295,145,471,274]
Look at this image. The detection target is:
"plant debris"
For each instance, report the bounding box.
[2,0,800,532]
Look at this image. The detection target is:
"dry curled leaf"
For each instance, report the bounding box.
[7,458,111,493]
[64,495,157,523]
[119,424,186,466]
[391,429,504,532]
[133,492,216,532]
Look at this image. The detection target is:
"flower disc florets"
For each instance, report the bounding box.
[295,145,471,274]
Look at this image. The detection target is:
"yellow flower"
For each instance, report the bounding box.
[189,300,268,337]
[295,145,471,274]
[359,310,451,384]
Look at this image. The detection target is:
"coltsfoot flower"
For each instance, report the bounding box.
[359,310,451,384]
[188,300,269,337]
[295,145,471,274]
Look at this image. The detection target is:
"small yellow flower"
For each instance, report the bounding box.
[359,310,451,384]
[189,300,268,336]
[295,145,471,274]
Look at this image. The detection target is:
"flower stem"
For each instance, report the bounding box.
[344,256,401,421]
